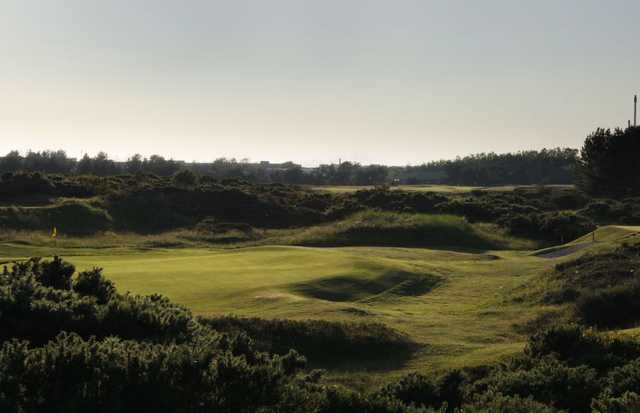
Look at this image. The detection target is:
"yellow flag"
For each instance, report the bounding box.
[51,227,57,239]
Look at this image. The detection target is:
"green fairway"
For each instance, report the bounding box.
[0,241,557,381]
[1,225,635,386]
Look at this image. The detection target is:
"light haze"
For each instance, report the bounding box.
[1,0,639,165]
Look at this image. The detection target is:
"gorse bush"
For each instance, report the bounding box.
[0,258,196,345]
[0,332,311,413]
[540,244,640,327]
[377,370,466,412]
[576,280,640,328]
[72,267,116,304]
[379,325,640,412]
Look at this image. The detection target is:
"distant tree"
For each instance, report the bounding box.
[92,152,119,176]
[577,127,640,196]
[22,150,74,174]
[173,169,198,187]
[281,166,306,184]
[354,165,388,185]
[0,150,23,172]
[75,152,120,176]
[125,154,144,174]
[76,154,93,175]
[145,155,181,176]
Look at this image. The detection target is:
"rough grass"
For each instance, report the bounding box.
[201,316,418,370]
[283,210,537,251]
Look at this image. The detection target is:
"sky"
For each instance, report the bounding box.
[1,1,639,166]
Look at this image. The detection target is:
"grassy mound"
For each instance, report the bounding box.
[201,316,417,368]
[526,243,640,328]
[0,199,112,235]
[290,270,441,303]
[288,210,535,250]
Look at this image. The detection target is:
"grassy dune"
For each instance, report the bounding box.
[277,210,538,251]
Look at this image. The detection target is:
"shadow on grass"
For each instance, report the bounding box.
[201,316,421,373]
[290,270,442,303]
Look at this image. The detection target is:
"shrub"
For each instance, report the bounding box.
[461,392,560,412]
[576,280,640,327]
[38,256,75,290]
[73,268,115,304]
[378,370,466,412]
[525,324,640,371]
[538,211,596,243]
[592,391,640,413]
[467,356,599,412]
[172,169,198,187]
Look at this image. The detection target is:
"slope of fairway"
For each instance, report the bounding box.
[532,225,640,259]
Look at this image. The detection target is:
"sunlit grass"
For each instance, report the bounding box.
[0,223,634,387]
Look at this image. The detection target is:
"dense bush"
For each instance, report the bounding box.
[380,325,640,412]
[537,211,596,243]
[0,200,112,235]
[0,171,55,197]
[540,244,640,327]
[378,371,466,412]
[0,257,196,344]
[460,393,561,412]
[576,280,640,327]
[73,267,116,304]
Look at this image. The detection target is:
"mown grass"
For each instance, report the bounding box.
[0,224,635,388]
[0,241,550,386]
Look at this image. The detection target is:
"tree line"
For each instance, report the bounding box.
[0,148,580,186]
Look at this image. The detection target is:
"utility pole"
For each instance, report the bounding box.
[635,95,638,127]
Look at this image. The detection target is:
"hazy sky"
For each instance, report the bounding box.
[1,1,639,165]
